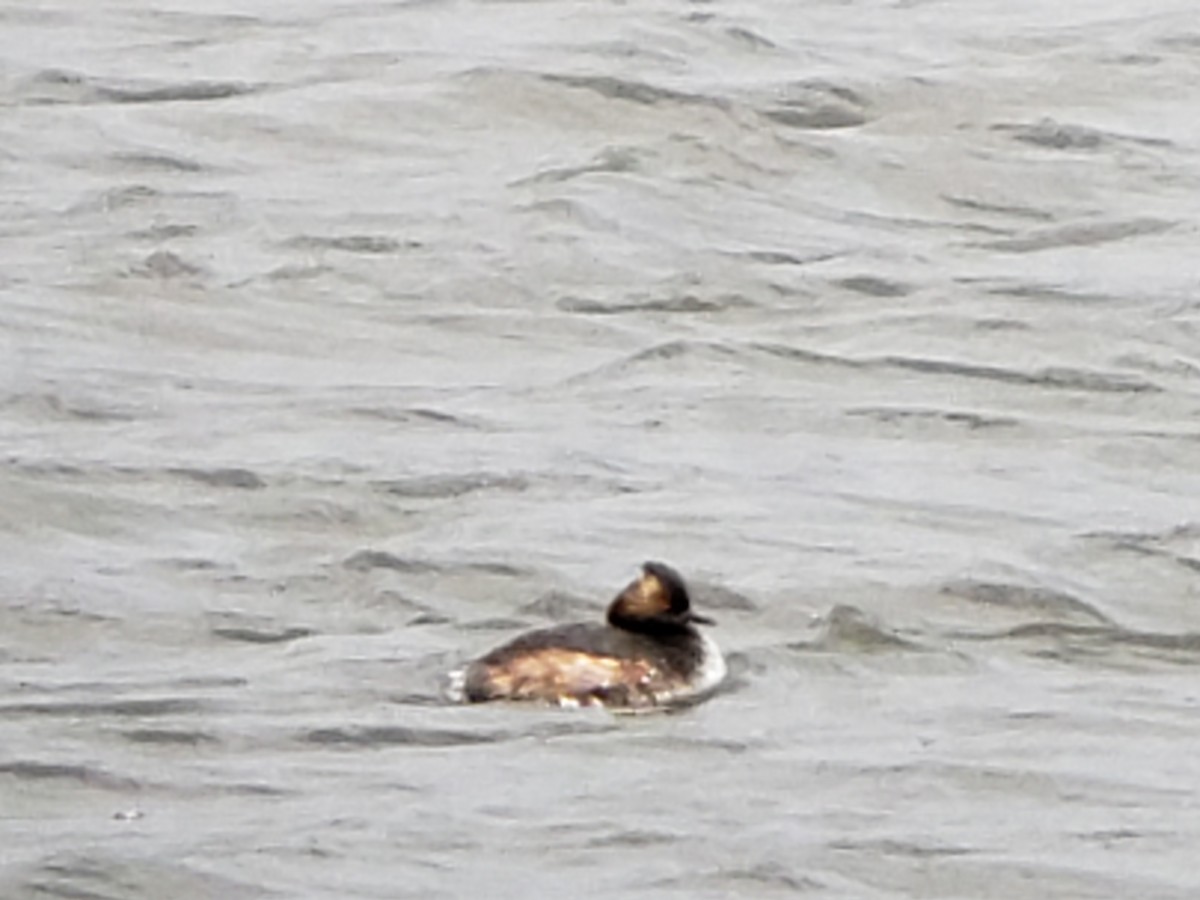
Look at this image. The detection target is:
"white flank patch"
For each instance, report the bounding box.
[642,631,727,709]
[677,631,728,701]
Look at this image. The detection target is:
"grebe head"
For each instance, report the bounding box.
[607,561,714,633]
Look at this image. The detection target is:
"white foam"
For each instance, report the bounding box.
[444,667,467,703]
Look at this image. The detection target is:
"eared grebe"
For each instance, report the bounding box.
[454,561,726,709]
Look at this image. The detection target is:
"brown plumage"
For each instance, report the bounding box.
[461,561,723,709]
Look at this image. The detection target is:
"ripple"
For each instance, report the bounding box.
[127,222,202,241]
[995,119,1109,151]
[940,579,1111,626]
[828,837,974,858]
[689,581,759,612]
[751,341,861,369]
[835,275,911,297]
[514,147,640,185]
[20,852,267,899]
[994,118,1172,151]
[846,406,1019,431]
[302,725,496,748]
[539,72,724,110]
[875,356,1159,394]
[587,828,679,848]
[461,617,528,632]
[1083,523,1200,574]
[210,624,315,644]
[734,249,826,266]
[761,78,870,130]
[725,26,777,51]
[371,473,529,499]
[285,234,420,254]
[301,719,614,748]
[347,406,481,428]
[564,339,750,385]
[120,728,219,747]
[344,551,441,574]
[556,293,741,315]
[108,151,206,173]
[343,551,530,577]
[130,249,207,280]
[0,697,207,717]
[18,69,262,106]
[985,281,1123,304]
[2,392,143,423]
[516,591,603,622]
[166,467,266,490]
[0,760,140,791]
[965,622,1200,666]
[95,79,261,104]
[976,218,1175,253]
[793,605,926,653]
[943,194,1055,221]
[654,861,823,893]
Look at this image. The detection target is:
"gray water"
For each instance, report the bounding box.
[3,0,1200,897]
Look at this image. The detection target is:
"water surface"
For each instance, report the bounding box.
[3,0,1200,897]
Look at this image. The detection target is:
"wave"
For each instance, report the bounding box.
[940,579,1111,626]
[343,550,531,578]
[300,718,615,748]
[0,760,141,791]
[790,604,927,654]
[564,336,1160,397]
[14,68,261,106]
[0,697,207,717]
[959,621,1200,667]
[974,218,1175,253]
[370,473,529,500]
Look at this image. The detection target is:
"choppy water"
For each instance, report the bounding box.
[3,0,1200,897]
